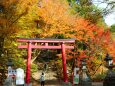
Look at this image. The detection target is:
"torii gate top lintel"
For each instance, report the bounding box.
[17,38,75,43]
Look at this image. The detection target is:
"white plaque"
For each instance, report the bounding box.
[16,68,25,85]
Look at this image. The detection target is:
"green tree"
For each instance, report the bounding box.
[110,24,115,40]
[67,0,103,23]
[110,24,115,32]
[67,0,108,28]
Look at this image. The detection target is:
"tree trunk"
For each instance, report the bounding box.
[0,37,4,56]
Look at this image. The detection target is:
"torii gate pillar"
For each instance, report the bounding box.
[26,42,32,84]
[61,42,68,82]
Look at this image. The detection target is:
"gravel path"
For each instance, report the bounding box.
[32,70,61,86]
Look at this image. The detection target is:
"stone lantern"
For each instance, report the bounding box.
[103,53,115,86]
[79,58,92,86]
[7,59,14,67]
[7,59,14,78]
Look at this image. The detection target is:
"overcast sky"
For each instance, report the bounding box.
[104,12,115,26]
[93,0,115,26]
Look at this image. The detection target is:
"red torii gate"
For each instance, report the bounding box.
[17,38,75,85]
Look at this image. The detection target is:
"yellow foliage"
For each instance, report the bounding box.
[37,0,76,37]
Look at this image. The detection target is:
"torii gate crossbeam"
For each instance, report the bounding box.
[17,38,75,85]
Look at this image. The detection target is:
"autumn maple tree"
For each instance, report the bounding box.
[33,0,115,77]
